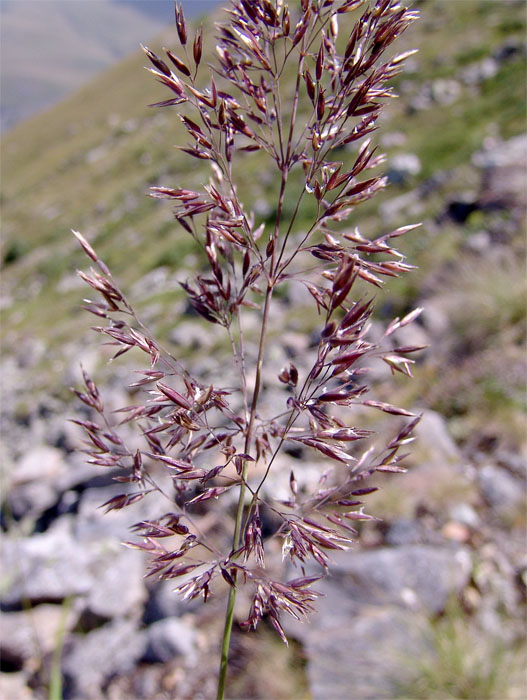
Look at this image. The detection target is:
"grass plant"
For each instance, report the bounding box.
[73,2,424,697]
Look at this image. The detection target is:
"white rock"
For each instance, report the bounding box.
[12,446,65,486]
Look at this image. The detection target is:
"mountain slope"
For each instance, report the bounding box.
[1,0,525,429]
[0,0,220,131]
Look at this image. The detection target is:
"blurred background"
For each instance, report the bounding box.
[1,1,526,698]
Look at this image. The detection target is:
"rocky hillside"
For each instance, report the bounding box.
[1,1,526,698]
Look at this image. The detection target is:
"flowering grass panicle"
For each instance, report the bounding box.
[73,1,422,696]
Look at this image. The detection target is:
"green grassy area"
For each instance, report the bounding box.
[396,600,526,700]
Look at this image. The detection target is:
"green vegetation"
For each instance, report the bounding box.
[1,0,525,429]
[397,600,526,700]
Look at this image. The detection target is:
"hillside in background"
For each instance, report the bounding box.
[1,1,526,698]
[0,0,219,131]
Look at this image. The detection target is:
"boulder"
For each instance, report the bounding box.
[85,543,147,621]
[62,619,146,699]
[1,522,96,608]
[1,516,147,617]
[0,604,75,670]
[327,544,472,614]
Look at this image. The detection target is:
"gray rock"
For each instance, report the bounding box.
[478,464,525,512]
[473,134,527,208]
[409,91,432,112]
[288,599,431,700]
[7,479,60,522]
[380,131,407,148]
[6,446,67,519]
[143,580,187,624]
[1,517,147,615]
[379,190,423,222]
[280,331,311,356]
[284,544,472,699]
[316,608,430,700]
[465,230,491,253]
[64,346,100,387]
[496,449,527,479]
[328,544,472,614]
[62,619,146,699]
[460,57,498,86]
[387,153,421,184]
[385,519,423,546]
[1,524,95,607]
[86,543,147,621]
[11,446,65,486]
[421,300,450,340]
[473,133,527,170]
[169,319,219,351]
[74,483,167,541]
[414,410,462,466]
[143,618,197,664]
[431,78,462,105]
[0,604,75,669]
[449,502,480,528]
[56,450,108,493]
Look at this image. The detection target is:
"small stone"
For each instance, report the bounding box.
[442,520,470,543]
[7,480,59,522]
[169,320,218,351]
[478,464,524,512]
[387,153,421,184]
[465,231,491,253]
[460,57,498,86]
[414,410,462,466]
[143,618,197,664]
[421,301,449,339]
[380,131,407,148]
[288,603,432,700]
[431,78,462,105]
[379,190,422,222]
[0,524,94,607]
[449,502,480,528]
[143,580,187,624]
[496,450,527,478]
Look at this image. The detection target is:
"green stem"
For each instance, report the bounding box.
[217,584,236,700]
[49,596,73,700]
[216,284,274,700]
